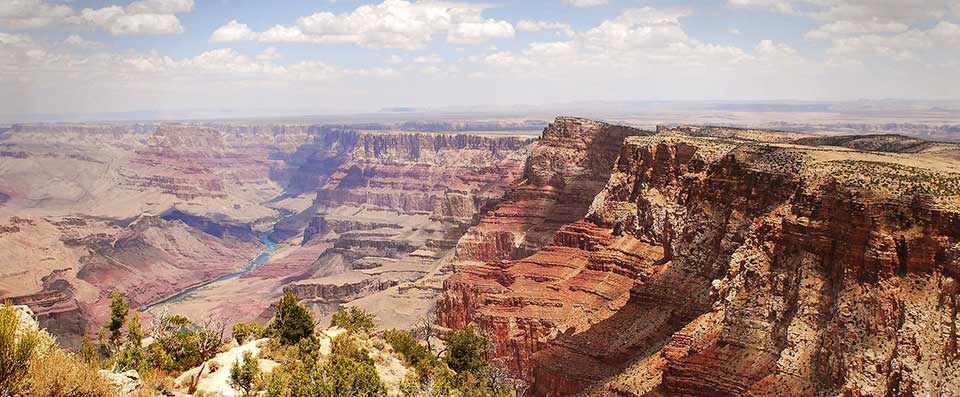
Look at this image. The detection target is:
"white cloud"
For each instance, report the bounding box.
[754,39,801,63]
[0,0,73,29]
[125,0,194,14]
[807,0,954,24]
[447,19,515,44]
[413,54,443,63]
[730,0,956,23]
[727,0,795,14]
[517,20,575,37]
[728,0,960,66]
[63,34,104,49]
[805,19,909,40]
[472,7,756,73]
[209,0,514,49]
[210,20,258,42]
[67,0,193,35]
[255,46,281,61]
[825,21,960,61]
[578,8,696,54]
[0,37,392,89]
[384,54,404,64]
[562,0,608,7]
[728,28,742,35]
[0,31,32,45]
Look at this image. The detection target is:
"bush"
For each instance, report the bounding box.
[148,314,225,372]
[0,304,40,395]
[444,326,488,376]
[330,334,373,366]
[330,307,376,334]
[229,351,261,396]
[269,293,315,345]
[80,336,100,364]
[22,346,115,397]
[0,304,113,396]
[103,290,129,353]
[146,343,175,372]
[266,353,386,397]
[384,329,439,380]
[232,322,266,344]
[117,313,147,372]
[321,354,386,397]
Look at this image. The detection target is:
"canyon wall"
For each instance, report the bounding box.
[451,117,648,264]
[439,126,960,396]
[278,129,535,322]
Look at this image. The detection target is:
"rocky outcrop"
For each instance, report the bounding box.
[285,272,400,303]
[453,117,648,263]
[439,127,960,396]
[99,370,142,396]
[302,215,404,244]
[7,269,85,347]
[174,338,280,397]
[307,130,533,219]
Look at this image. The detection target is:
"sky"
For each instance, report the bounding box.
[1,0,959,118]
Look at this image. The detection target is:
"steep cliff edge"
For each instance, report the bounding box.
[439,125,960,396]
[452,117,648,264]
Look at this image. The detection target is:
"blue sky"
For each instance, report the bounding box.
[1,0,959,117]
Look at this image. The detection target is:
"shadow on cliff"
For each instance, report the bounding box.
[528,258,712,396]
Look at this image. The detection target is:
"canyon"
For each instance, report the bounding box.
[438,120,960,396]
[2,115,959,396]
[0,119,537,346]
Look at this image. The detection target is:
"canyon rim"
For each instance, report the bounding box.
[2,1,960,396]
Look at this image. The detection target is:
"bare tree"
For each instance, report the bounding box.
[487,357,530,397]
[412,312,437,354]
[188,317,226,394]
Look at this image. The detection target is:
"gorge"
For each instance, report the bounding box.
[2,116,959,396]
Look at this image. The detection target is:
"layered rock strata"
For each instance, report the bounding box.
[439,128,960,396]
[453,117,648,264]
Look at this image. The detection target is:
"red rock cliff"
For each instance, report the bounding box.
[439,128,960,396]
[452,117,647,264]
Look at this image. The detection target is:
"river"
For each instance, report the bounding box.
[140,232,277,311]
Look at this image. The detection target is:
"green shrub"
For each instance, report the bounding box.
[80,336,100,364]
[269,293,315,345]
[321,354,386,397]
[117,313,147,372]
[103,290,128,354]
[0,303,40,395]
[444,326,488,376]
[330,334,373,366]
[266,353,386,397]
[148,314,225,372]
[0,304,113,396]
[232,322,267,344]
[229,351,261,396]
[384,328,439,381]
[330,306,376,334]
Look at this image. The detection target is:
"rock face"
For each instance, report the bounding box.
[438,126,960,396]
[123,124,302,203]
[453,117,648,264]
[277,129,535,319]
